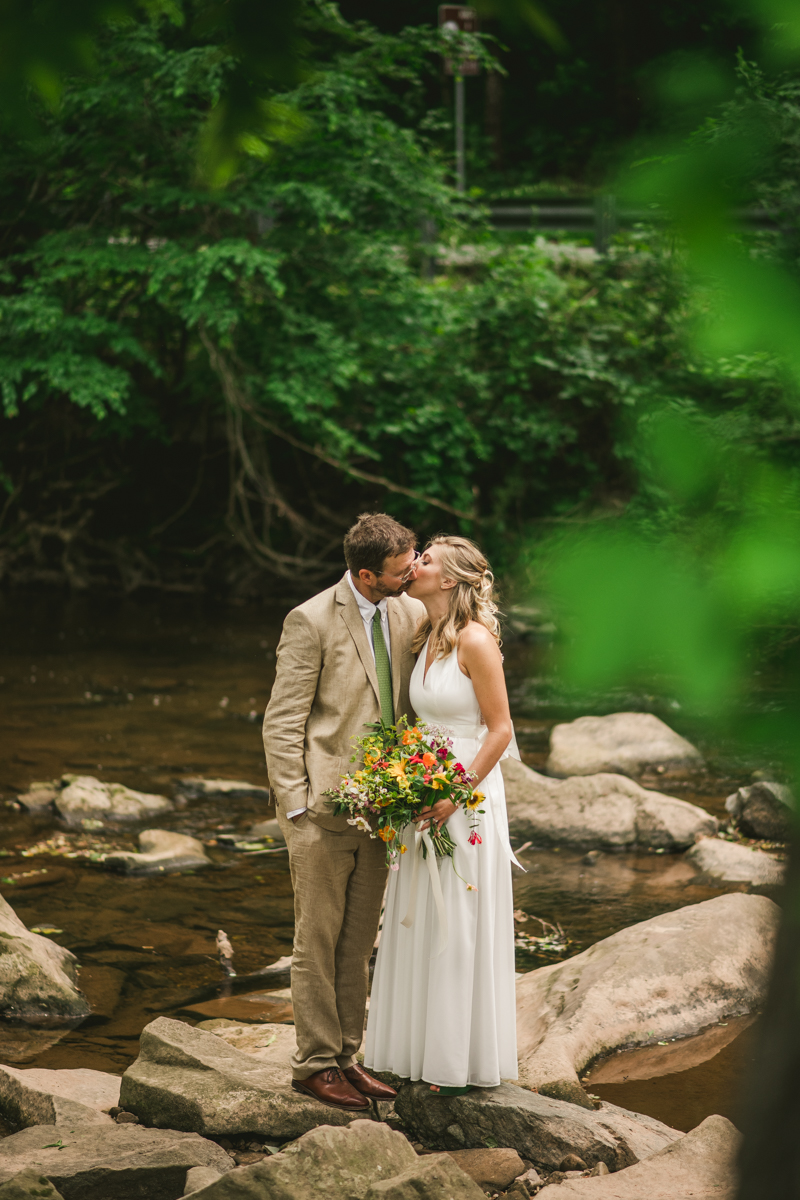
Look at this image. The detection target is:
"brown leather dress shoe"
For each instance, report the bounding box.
[291,1068,370,1111]
[343,1063,398,1099]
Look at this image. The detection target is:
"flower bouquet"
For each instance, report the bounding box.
[324,717,484,871]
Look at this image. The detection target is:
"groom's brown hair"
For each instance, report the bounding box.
[344,513,416,576]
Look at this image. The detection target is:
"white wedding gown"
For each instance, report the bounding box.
[364,637,519,1088]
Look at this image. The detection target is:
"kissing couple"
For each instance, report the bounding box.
[263,512,521,1109]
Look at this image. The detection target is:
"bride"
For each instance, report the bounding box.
[364,535,521,1094]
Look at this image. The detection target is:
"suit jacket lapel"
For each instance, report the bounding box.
[337,578,381,707]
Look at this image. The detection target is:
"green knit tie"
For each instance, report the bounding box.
[372,609,395,726]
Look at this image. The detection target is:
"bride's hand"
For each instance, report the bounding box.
[413,799,457,832]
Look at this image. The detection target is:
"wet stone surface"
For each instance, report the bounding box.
[0,593,786,1134]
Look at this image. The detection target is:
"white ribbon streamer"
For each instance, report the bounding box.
[400,828,448,956]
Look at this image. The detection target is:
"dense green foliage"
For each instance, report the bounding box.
[0,2,796,597]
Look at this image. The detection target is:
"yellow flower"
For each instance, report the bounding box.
[429,772,448,791]
[467,791,485,810]
[399,843,407,854]
[386,759,408,778]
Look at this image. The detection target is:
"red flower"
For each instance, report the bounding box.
[453,762,464,772]
[436,747,448,760]
[468,831,482,846]
[423,774,431,784]
[407,755,423,764]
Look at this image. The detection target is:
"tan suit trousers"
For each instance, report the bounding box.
[278,809,388,1079]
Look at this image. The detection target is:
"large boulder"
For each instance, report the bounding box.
[104,830,210,875]
[0,1065,119,1127]
[501,759,716,850]
[178,1119,420,1200]
[725,782,793,841]
[0,1170,65,1200]
[365,1155,485,1200]
[0,1123,232,1200]
[394,1082,681,1173]
[686,837,785,886]
[55,776,172,825]
[516,893,779,1106]
[547,713,702,778]
[0,895,90,1024]
[120,1017,391,1140]
[536,1113,739,1199]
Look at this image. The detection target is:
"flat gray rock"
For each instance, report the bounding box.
[394,1082,681,1173]
[0,895,90,1024]
[501,759,716,849]
[547,713,702,778]
[536,1114,739,1199]
[55,776,172,825]
[184,1120,416,1199]
[0,1123,232,1200]
[516,893,779,1104]
[175,778,271,802]
[0,1065,119,1127]
[120,1017,390,1140]
[686,837,785,885]
[0,1169,65,1200]
[725,782,793,840]
[104,830,210,875]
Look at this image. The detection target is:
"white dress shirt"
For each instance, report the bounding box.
[285,573,392,820]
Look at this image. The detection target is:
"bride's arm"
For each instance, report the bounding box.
[413,623,512,831]
[456,622,513,786]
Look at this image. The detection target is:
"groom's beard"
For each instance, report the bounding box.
[374,579,412,599]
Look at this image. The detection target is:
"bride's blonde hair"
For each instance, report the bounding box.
[411,535,501,660]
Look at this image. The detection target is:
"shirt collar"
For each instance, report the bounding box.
[347,571,388,618]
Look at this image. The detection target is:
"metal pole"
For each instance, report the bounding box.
[455,74,465,193]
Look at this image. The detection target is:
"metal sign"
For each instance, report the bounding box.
[438,5,480,76]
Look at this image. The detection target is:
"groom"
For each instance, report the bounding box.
[263,512,424,1110]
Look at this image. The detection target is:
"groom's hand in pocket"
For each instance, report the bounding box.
[413,799,457,832]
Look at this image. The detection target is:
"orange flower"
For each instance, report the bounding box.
[378,826,396,842]
[421,751,437,769]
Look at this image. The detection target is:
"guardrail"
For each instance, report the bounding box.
[489,197,776,250]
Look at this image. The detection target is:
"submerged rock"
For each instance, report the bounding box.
[176,1120,424,1200]
[104,830,210,875]
[247,818,285,844]
[0,1123,232,1200]
[0,1065,119,1127]
[120,1017,391,1140]
[686,837,785,885]
[55,776,172,825]
[0,895,90,1025]
[516,892,779,1105]
[725,782,793,841]
[547,713,703,778]
[501,759,716,849]
[175,778,271,803]
[536,1113,739,1199]
[395,1081,681,1173]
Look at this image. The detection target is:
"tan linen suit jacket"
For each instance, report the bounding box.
[264,574,426,832]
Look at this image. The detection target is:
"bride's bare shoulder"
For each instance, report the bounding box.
[458,621,501,655]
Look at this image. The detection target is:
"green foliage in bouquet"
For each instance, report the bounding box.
[324,717,483,871]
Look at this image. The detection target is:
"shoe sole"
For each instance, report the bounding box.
[291,1081,370,1111]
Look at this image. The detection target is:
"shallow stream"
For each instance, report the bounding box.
[0,592,777,1135]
